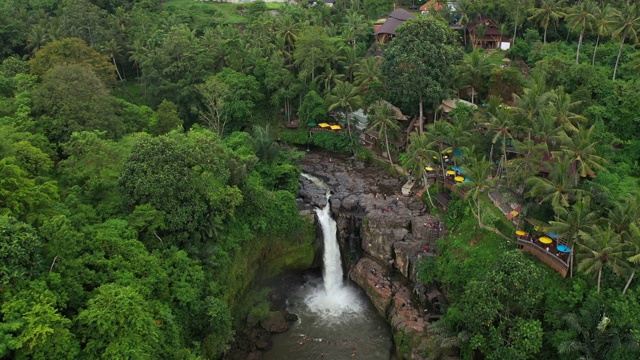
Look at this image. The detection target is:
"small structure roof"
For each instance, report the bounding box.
[440,99,478,113]
[420,0,446,12]
[374,9,415,36]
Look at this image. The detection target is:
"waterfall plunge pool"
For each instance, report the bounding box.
[264,194,393,360]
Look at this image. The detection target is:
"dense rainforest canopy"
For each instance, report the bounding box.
[1,0,640,359]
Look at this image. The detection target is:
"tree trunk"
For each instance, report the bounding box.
[471,86,475,104]
[112,56,123,82]
[623,270,635,295]
[543,26,547,44]
[575,30,584,64]
[597,268,602,293]
[385,132,393,166]
[570,246,574,278]
[512,3,519,44]
[423,172,436,209]
[613,35,626,81]
[419,95,424,134]
[592,35,600,65]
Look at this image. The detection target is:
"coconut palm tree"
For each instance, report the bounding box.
[342,11,366,53]
[565,0,596,64]
[405,132,438,208]
[25,24,50,56]
[611,4,640,80]
[511,82,552,139]
[623,222,640,294]
[528,0,566,44]
[558,301,639,358]
[327,80,363,149]
[314,64,344,95]
[608,195,640,237]
[101,39,124,82]
[577,224,628,293]
[526,154,585,208]
[553,126,607,182]
[369,103,401,166]
[458,156,504,240]
[456,49,496,104]
[487,109,514,176]
[548,87,586,133]
[425,120,454,181]
[591,3,618,65]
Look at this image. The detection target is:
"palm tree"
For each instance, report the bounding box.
[101,39,124,82]
[623,222,640,294]
[405,132,438,208]
[554,126,607,182]
[565,0,596,64]
[559,301,639,358]
[511,83,552,139]
[487,109,513,175]
[425,120,453,181]
[369,103,401,166]
[548,87,586,133]
[25,24,50,56]
[354,56,382,90]
[342,11,366,53]
[611,4,640,80]
[326,80,363,149]
[526,154,585,208]
[314,64,344,95]
[591,3,618,65]
[577,224,627,293]
[456,49,495,104]
[608,195,640,237]
[458,156,504,241]
[528,0,566,44]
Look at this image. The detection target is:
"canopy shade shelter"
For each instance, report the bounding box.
[425,166,434,171]
[307,122,317,127]
[330,125,342,130]
[539,237,553,244]
[454,176,465,182]
[318,123,330,128]
[557,245,571,253]
[516,230,526,236]
[510,210,519,217]
[446,170,456,175]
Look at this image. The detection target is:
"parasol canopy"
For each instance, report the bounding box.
[330,125,342,130]
[510,210,519,217]
[446,170,456,175]
[516,230,526,236]
[454,176,464,182]
[425,166,434,171]
[307,122,317,127]
[539,237,553,244]
[557,245,571,253]
[318,123,330,128]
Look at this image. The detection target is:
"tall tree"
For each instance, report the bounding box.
[527,0,565,44]
[553,126,607,181]
[591,3,618,65]
[611,3,640,80]
[565,0,596,64]
[381,15,462,134]
[326,80,363,149]
[456,49,496,104]
[369,102,401,166]
[526,155,584,208]
[404,132,438,208]
[576,225,627,293]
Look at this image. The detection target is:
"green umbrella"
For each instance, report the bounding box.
[307,122,317,127]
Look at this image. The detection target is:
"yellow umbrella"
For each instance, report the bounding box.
[446,170,456,175]
[515,230,526,236]
[454,176,464,182]
[444,149,453,154]
[330,125,342,130]
[318,123,330,128]
[539,237,553,244]
[425,166,434,171]
[510,210,519,217]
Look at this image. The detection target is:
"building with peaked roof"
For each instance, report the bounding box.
[466,16,506,50]
[374,9,415,43]
[420,0,446,14]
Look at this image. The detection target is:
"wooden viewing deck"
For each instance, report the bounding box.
[517,239,570,277]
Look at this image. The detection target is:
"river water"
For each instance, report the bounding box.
[264,194,393,360]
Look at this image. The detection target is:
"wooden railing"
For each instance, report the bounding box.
[517,239,569,277]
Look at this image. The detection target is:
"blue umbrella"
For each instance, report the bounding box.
[557,245,571,253]
[464,178,471,182]
[548,232,558,239]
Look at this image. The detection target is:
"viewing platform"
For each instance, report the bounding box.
[517,238,570,277]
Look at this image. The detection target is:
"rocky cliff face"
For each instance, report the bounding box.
[299,151,446,359]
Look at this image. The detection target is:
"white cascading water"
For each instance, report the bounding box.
[305,191,362,320]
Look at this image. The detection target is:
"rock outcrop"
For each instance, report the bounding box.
[299,151,447,359]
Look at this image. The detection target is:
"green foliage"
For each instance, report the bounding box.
[29,38,114,85]
[310,131,353,153]
[0,216,43,285]
[149,99,183,136]
[298,90,328,124]
[443,197,470,231]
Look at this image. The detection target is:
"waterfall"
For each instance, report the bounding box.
[305,191,362,320]
[316,194,343,295]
